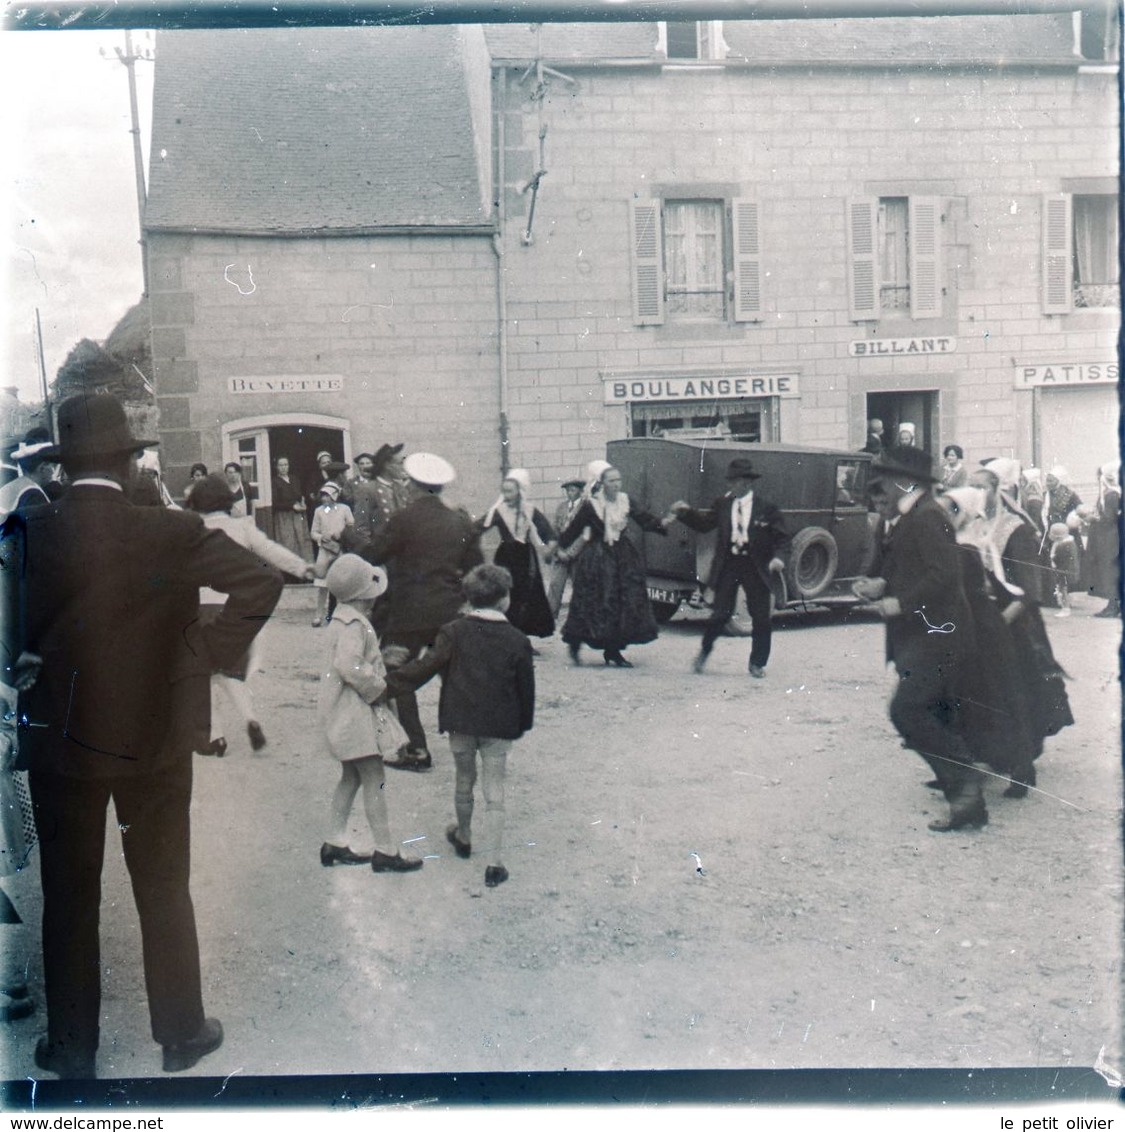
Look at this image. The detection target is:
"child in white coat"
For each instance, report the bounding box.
[318,555,423,873]
[310,482,354,627]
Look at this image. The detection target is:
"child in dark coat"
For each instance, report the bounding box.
[385,564,535,888]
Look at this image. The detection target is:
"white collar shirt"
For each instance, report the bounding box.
[731,489,754,550]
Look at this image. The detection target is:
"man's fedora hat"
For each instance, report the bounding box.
[870,445,939,485]
[725,457,761,481]
[44,393,156,462]
[404,452,456,488]
[561,479,584,491]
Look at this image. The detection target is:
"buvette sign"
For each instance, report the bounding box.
[228,376,344,394]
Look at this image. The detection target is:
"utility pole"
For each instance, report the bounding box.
[113,30,150,295]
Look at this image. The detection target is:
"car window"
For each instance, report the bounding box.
[835,459,867,507]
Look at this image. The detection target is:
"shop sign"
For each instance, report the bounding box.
[604,373,799,405]
[849,337,956,357]
[1014,362,1119,389]
[228,375,344,394]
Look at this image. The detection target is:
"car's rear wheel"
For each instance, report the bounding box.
[785,526,839,600]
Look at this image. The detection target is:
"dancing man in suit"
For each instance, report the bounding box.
[852,445,984,832]
[2,393,284,1078]
[670,457,789,679]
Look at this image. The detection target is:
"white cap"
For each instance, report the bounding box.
[319,482,340,500]
[325,555,388,602]
[404,452,456,487]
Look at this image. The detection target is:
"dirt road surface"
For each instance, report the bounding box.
[2,590,1121,1094]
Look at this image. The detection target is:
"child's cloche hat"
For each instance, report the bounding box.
[326,554,388,602]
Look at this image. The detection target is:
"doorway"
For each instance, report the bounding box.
[866,390,939,455]
[223,414,350,539]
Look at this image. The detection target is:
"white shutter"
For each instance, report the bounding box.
[1042,193,1074,315]
[731,198,763,322]
[847,197,880,321]
[630,199,665,325]
[909,196,943,319]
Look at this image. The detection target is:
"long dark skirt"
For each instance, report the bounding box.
[957,576,1038,777]
[494,540,555,638]
[1086,515,1120,600]
[562,536,657,651]
[1007,604,1074,745]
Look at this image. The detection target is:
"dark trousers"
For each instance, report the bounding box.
[700,556,774,668]
[889,641,975,792]
[387,628,437,753]
[29,761,205,1060]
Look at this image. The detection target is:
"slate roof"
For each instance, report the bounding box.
[145,26,492,234]
[147,16,1082,234]
[484,14,1077,65]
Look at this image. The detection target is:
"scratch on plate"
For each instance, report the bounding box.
[224,264,256,296]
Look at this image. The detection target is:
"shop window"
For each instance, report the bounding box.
[1043,192,1121,313]
[630,399,768,442]
[630,197,762,325]
[847,196,942,321]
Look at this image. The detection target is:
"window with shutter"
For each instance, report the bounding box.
[1042,194,1074,315]
[847,198,880,321]
[630,200,665,325]
[1073,194,1119,308]
[731,198,763,322]
[665,200,725,321]
[909,196,943,318]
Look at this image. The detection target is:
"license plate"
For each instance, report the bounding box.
[647,587,683,605]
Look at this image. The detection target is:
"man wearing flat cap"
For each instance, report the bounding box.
[670,457,789,679]
[1,392,284,1078]
[852,445,984,833]
[546,477,587,619]
[364,452,483,771]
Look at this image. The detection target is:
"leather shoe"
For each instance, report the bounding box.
[567,640,581,666]
[35,1037,96,1079]
[691,651,708,674]
[484,865,509,887]
[320,842,372,867]
[162,1017,224,1073]
[384,748,432,772]
[247,721,267,751]
[603,649,633,668]
[445,824,472,859]
[195,737,227,758]
[748,664,766,679]
[371,849,423,873]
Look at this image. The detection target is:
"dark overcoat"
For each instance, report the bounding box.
[4,484,283,778]
[386,614,535,740]
[366,492,484,635]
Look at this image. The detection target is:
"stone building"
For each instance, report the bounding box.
[143,11,1119,522]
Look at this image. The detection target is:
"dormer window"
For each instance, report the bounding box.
[658,21,726,61]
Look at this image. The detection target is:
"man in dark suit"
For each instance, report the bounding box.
[670,457,789,678]
[852,445,984,832]
[364,452,483,771]
[2,393,284,1078]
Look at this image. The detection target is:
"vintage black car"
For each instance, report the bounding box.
[607,437,880,621]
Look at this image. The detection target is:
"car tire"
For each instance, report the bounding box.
[785,526,839,600]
